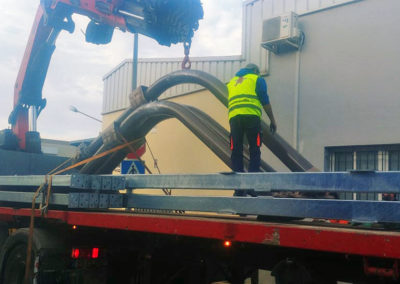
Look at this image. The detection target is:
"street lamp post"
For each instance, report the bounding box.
[69,105,102,123]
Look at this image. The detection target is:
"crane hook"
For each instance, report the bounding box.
[181,41,192,70]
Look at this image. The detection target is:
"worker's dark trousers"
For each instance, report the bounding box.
[229,115,262,173]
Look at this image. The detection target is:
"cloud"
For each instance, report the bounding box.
[0,0,244,141]
[137,0,244,58]
[191,0,243,56]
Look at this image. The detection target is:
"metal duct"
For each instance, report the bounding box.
[80,101,274,174]
[78,69,316,173]
[145,70,316,172]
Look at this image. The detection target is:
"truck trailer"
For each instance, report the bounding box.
[1,1,400,284]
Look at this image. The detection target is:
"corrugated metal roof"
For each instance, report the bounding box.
[243,0,361,16]
[102,56,244,114]
[103,0,361,114]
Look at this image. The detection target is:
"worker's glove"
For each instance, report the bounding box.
[270,122,277,134]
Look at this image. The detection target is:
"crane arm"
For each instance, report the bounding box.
[8,0,203,150]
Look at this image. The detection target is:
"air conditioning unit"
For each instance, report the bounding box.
[261,12,304,54]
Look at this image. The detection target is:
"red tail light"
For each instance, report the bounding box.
[71,248,80,259]
[223,240,232,248]
[92,248,99,259]
[71,248,100,259]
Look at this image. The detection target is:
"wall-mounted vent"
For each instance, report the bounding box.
[261,12,304,54]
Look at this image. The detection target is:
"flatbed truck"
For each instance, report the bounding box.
[1,1,400,283]
[0,172,400,283]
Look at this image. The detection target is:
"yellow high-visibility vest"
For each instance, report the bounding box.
[227,73,262,120]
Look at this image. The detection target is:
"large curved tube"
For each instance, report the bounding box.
[80,101,274,174]
[145,70,316,172]
[184,105,273,172]
[78,69,315,173]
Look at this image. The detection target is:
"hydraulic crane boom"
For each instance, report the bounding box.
[6,0,203,151]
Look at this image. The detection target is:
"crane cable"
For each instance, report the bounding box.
[146,140,161,174]
[115,130,171,196]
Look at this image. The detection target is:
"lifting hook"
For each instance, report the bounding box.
[181,41,192,70]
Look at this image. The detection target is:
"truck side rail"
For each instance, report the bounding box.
[0,171,400,223]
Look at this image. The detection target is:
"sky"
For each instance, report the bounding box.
[0,0,243,141]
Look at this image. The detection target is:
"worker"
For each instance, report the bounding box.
[227,63,277,194]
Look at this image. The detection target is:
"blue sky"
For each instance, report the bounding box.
[0,0,243,141]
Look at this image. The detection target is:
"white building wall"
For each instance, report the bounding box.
[264,0,400,170]
[242,0,361,73]
[102,0,359,114]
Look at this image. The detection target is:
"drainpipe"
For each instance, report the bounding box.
[293,49,301,150]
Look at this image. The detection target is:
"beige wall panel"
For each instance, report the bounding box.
[142,90,233,197]
[143,90,229,174]
[102,111,124,130]
[102,89,237,196]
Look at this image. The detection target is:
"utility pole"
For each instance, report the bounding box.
[132,33,139,90]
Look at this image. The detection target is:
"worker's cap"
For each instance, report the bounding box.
[244,63,260,75]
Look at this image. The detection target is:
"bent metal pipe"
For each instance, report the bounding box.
[78,70,316,173]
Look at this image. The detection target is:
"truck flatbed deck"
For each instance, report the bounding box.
[1,171,400,283]
[1,207,399,260]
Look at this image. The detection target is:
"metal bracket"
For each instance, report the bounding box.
[70,174,91,189]
[70,175,126,191]
[78,193,89,208]
[129,86,148,109]
[69,193,80,208]
[93,176,126,191]
[89,193,100,208]
[101,176,112,190]
[110,194,124,208]
[99,194,109,208]
[69,192,124,209]
[112,176,126,191]
[91,175,102,190]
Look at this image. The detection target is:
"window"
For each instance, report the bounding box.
[325,144,400,201]
[334,152,354,171]
[356,151,378,171]
[389,151,400,171]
